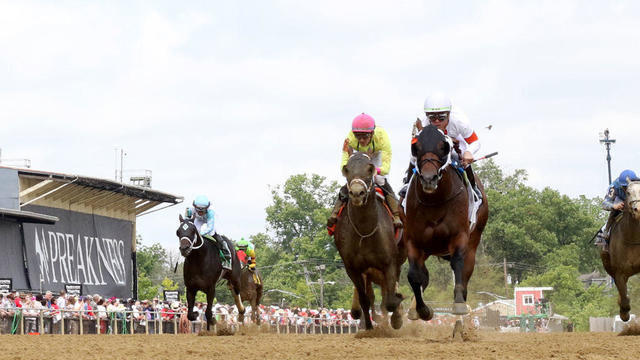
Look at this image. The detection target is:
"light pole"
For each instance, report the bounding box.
[599,129,616,184]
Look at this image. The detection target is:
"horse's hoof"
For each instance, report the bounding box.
[351,309,362,320]
[391,311,403,330]
[417,305,433,321]
[621,312,630,322]
[187,313,198,321]
[407,308,419,321]
[452,302,469,315]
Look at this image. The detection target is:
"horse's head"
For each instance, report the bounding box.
[626,181,640,220]
[342,151,378,206]
[176,214,199,257]
[412,124,452,193]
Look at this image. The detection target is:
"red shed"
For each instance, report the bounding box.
[514,287,553,315]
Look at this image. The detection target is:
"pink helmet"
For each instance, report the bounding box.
[351,113,376,133]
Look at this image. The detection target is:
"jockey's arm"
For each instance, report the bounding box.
[376,128,392,176]
[602,186,618,211]
[201,209,216,235]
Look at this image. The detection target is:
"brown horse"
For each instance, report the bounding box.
[238,251,264,325]
[333,152,405,330]
[600,181,640,322]
[405,124,488,320]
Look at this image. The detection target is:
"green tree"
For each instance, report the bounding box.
[137,272,159,301]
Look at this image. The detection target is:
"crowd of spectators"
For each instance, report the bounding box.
[1,290,362,334]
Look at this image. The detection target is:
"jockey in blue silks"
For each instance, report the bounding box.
[595,170,640,252]
[185,195,232,270]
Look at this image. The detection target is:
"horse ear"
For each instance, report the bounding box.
[342,165,349,177]
[415,118,423,132]
[439,139,450,156]
[179,214,184,222]
[368,163,376,177]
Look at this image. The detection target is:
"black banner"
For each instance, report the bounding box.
[0,278,11,294]
[164,290,179,302]
[21,205,133,299]
[65,283,83,296]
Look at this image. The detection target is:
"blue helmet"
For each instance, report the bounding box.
[193,195,210,215]
[618,170,639,186]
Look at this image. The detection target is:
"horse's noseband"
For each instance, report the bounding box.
[180,222,203,253]
[417,157,447,181]
[347,177,374,204]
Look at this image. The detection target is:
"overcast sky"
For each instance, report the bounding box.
[2,1,639,251]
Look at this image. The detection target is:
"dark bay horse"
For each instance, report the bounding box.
[405,124,488,320]
[601,181,640,322]
[334,152,405,330]
[237,251,264,325]
[176,214,245,331]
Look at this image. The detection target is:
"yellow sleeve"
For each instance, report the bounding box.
[375,128,392,175]
[340,131,358,171]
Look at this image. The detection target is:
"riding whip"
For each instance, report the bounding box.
[472,151,498,163]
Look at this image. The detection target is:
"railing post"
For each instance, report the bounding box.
[130,312,135,335]
[174,314,178,334]
[60,311,65,335]
[39,310,44,335]
[145,316,149,335]
[20,310,24,335]
[79,310,83,335]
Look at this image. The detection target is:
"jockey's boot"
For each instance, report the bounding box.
[249,258,256,270]
[220,239,232,271]
[327,198,345,228]
[465,165,482,200]
[385,194,404,229]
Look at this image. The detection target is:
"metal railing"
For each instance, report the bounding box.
[0,308,361,335]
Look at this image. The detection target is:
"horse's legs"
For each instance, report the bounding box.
[348,270,373,330]
[383,263,401,313]
[351,286,363,323]
[205,287,216,331]
[613,272,631,321]
[407,251,432,321]
[450,247,469,315]
[229,283,246,323]
[367,279,381,323]
[186,287,198,322]
[461,247,478,302]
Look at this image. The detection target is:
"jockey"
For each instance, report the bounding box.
[185,195,232,270]
[235,237,256,270]
[399,92,481,201]
[594,169,640,250]
[327,113,403,229]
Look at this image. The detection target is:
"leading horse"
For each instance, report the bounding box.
[405,124,488,320]
[176,214,245,331]
[600,180,640,322]
[333,152,405,330]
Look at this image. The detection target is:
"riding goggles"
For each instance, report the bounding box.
[426,112,449,122]
[354,132,372,140]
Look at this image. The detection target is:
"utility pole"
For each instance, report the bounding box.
[599,129,616,185]
[316,265,325,309]
[503,258,509,298]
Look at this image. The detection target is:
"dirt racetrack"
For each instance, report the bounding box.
[3,324,640,360]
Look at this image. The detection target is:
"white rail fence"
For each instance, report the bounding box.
[0,309,361,335]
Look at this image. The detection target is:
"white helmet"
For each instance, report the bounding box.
[424,92,452,113]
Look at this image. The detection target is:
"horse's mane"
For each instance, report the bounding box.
[412,125,450,163]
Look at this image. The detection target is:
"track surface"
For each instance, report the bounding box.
[3,325,639,360]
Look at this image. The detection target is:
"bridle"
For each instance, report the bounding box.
[346,153,375,206]
[179,221,203,252]
[345,153,378,243]
[415,135,453,182]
